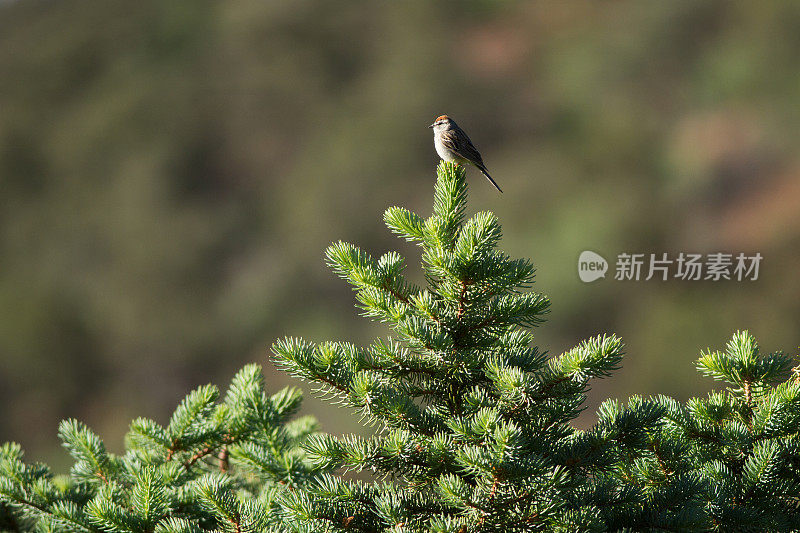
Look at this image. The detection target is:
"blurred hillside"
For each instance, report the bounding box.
[1,0,800,467]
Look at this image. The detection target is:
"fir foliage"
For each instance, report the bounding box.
[272,163,669,531]
[1,163,799,532]
[0,365,324,532]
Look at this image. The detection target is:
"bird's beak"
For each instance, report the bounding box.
[428,123,434,128]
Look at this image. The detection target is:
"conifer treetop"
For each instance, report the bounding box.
[272,162,630,531]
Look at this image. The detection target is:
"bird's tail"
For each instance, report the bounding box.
[478,165,503,193]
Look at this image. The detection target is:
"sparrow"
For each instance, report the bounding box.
[429,115,502,193]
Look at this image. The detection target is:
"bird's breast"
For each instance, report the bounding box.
[434,135,456,162]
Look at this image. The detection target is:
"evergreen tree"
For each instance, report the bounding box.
[639,331,800,532]
[0,365,325,532]
[1,163,798,532]
[272,163,663,531]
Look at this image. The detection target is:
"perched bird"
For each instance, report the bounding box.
[429,115,502,193]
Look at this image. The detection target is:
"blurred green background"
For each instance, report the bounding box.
[2,0,799,468]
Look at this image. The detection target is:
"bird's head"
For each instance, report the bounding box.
[429,115,454,132]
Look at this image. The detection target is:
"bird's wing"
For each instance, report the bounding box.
[441,127,485,166]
